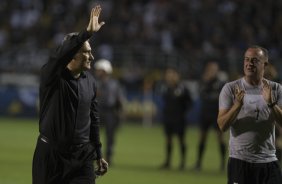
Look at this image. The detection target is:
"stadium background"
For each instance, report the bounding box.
[0,0,282,184]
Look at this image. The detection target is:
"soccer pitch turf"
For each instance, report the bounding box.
[0,117,227,184]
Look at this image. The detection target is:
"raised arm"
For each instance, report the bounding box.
[41,5,105,85]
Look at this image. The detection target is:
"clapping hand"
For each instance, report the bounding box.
[262,79,273,104]
[234,84,245,106]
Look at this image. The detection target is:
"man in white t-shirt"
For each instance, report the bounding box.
[218,45,282,184]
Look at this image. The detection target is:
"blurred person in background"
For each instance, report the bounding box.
[94,59,125,166]
[32,5,108,184]
[264,63,282,164]
[194,61,227,171]
[218,45,282,184]
[159,67,192,170]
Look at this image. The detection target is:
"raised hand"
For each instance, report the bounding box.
[234,84,245,105]
[262,79,273,104]
[87,5,105,33]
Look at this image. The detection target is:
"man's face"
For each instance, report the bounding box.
[165,68,180,86]
[243,48,267,78]
[74,41,94,71]
[203,62,219,81]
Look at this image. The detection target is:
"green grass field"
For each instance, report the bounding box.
[0,117,228,184]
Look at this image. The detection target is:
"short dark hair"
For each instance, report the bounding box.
[63,32,79,42]
[248,45,269,61]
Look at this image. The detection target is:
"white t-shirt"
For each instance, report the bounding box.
[219,77,282,163]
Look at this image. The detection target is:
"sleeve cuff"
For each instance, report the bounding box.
[80,29,93,41]
[96,148,102,159]
[93,142,102,159]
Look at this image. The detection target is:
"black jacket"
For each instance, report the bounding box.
[39,30,102,158]
[161,83,192,124]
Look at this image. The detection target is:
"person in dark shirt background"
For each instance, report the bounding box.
[159,67,192,170]
[32,5,108,184]
[194,61,227,171]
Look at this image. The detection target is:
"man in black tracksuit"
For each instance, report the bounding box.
[32,5,108,184]
[194,61,227,171]
[159,67,192,170]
